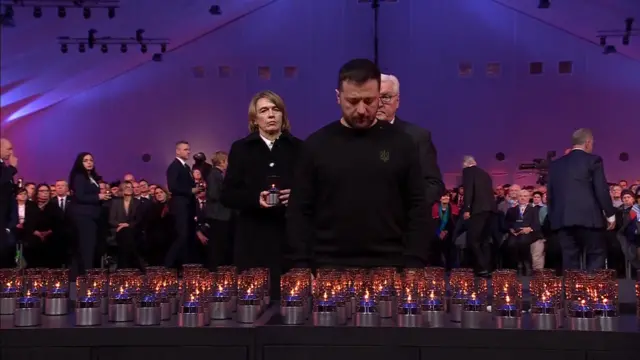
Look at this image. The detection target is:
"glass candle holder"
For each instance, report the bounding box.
[14,288,41,327]
[43,269,69,316]
[449,268,474,322]
[75,276,102,326]
[397,286,420,315]
[0,269,20,315]
[592,279,617,318]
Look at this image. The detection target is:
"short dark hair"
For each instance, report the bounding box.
[337,58,381,90]
[176,140,189,147]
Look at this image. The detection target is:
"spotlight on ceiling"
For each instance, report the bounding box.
[599,36,607,46]
[101,44,108,53]
[603,45,617,54]
[33,6,42,18]
[79,43,86,53]
[160,43,167,53]
[622,34,630,45]
[61,44,68,54]
[209,5,222,15]
[136,29,145,42]
[88,28,97,48]
[57,6,66,18]
[83,7,91,19]
[107,7,115,19]
[625,17,634,32]
[152,53,163,62]
[140,44,148,53]
[120,44,127,53]
[538,0,550,9]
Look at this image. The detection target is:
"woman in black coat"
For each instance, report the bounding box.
[68,152,111,275]
[221,90,302,299]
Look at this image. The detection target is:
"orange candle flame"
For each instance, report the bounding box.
[26,290,31,297]
[506,295,511,304]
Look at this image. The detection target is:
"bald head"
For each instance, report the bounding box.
[0,138,13,161]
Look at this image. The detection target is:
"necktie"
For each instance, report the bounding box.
[200,201,204,210]
[60,198,65,212]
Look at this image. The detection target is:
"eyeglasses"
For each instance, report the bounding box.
[380,94,397,104]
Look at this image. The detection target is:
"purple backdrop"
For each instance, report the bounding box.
[2,0,639,186]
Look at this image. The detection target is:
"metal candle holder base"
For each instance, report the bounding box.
[355,311,380,327]
[236,304,260,323]
[449,302,463,323]
[312,311,338,326]
[170,296,179,314]
[461,311,485,329]
[598,316,619,331]
[378,299,393,318]
[568,316,600,331]
[108,303,134,322]
[336,304,347,325]
[14,307,41,327]
[531,313,557,330]
[230,295,238,312]
[281,306,305,325]
[344,300,352,319]
[209,301,231,320]
[422,310,445,328]
[178,312,206,327]
[44,297,69,316]
[160,302,172,320]
[100,296,108,315]
[135,306,161,326]
[397,313,422,327]
[0,297,17,315]
[75,307,102,326]
[494,315,521,329]
[349,297,356,316]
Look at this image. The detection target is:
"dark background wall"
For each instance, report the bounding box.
[2,0,638,186]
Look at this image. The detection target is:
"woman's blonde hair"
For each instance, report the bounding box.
[248,90,291,133]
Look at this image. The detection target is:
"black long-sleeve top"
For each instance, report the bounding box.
[286,120,429,269]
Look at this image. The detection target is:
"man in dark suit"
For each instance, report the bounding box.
[45,180,74,267]
[165,140,199,268]
[547,128,615,270]
[504,189,541,274]
[377,74,445,264]
[0,138,18,268]
[461,156,497,276]
[204,151,233,269]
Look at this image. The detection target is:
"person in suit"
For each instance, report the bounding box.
[376,74,445,207]
[165,140,199,268]
[504,189,541,274]
[461,155,497,277]
[547,128,616,270]
[45,180,74,268]
[204,151,233,270]
[68,152,111,276]
[109,181,142,270]
[0,138,18,268]
[221,90,302,299]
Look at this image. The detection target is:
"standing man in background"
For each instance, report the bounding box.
[0,138,18,268]
[377,74,444,264]
[461,156,496,277]
[547,128,615,270]
[165,141,198,268]
[204,151,233,269]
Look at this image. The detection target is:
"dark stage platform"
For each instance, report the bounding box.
[2,308,639,360]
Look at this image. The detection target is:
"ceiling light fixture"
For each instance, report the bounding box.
[57,29,170,57]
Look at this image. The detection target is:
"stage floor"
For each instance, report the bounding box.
[2,308,639,360]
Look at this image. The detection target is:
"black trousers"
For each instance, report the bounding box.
[504,235,533,273]
[201,219,232,271]
[555,226,606,270]
[115,227,143,270]
[466,211,493,273]
[165,200,194,268]
[0,230,15,268]
[72,215,99,276]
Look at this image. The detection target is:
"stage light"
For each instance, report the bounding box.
[61,44,68,54]
[622,35,630,45]
[101,44,108,53]
[209,5,222,15]
[625,18,634,32]
[603,45,617,54]
[160,43,167,53]
[599,36,606,46]
[79,43,86,53]
[57,6,66,18]
[136,29,145,42]
[120,44,127,53]
[107,7,115,19]
[140,44,148,53]
[33,6,42,18]
[538,0,550,9]
[83,7,91,19]
[152,53,163,62]
[88,29,97,48]
[495,152,506,162]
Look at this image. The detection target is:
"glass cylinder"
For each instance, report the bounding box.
[493,280,521,317]
[281,272,303,306]
[463,278,488,312]
[355,274,376,312]
[397,282,420,315]
[109,273,134,303]
[421,277,445,311]
[592,278,618,317]
[567,273,597,318]
[313,291,336,312]
[530,275,561,314]
[450,268,474,305]
[237,272,260,303]
[250,267,269,297]
[23,274,44,298]
[45,269,69,298]
[372,267,396,300]
[76,276,101,309]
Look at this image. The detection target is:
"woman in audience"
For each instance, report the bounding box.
[109,181,142,270]
[68,152,111,275]
[144,186,174,266]
[431,193,459,270]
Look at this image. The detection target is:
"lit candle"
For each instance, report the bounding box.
[51,281,65,294]
[242,286,257,301]
[423,290,441,307]
[18,290,38,306]
[4,281,17,294]
[359,290,374,307]
[594,297,615,317]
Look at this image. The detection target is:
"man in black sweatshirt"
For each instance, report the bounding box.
[286,59,429,270]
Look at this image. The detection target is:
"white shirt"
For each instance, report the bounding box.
[18,203,25,224]
[260,134,275,150]
[176,157,187,166]
[57,196,67,209]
